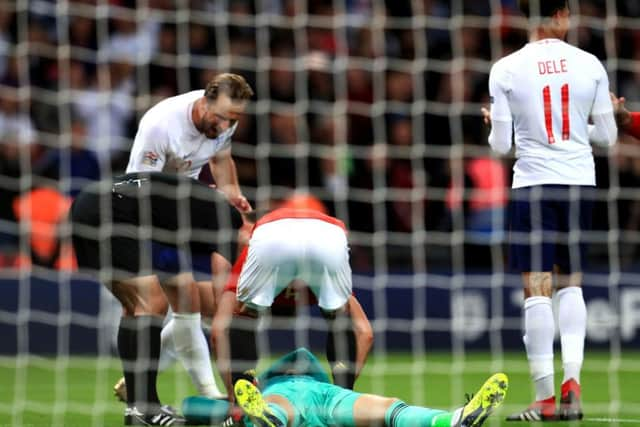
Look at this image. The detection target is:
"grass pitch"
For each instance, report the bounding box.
[1,351,639,427]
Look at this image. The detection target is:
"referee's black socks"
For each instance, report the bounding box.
[117,315,164,413]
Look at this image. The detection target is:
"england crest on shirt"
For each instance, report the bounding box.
[142,151,159,166]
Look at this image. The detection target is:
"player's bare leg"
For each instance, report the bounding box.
[507,271,557,421]
[197,280,216,319]
[108,276,157,316]
[555,269,585,420]
[210,252,232,316]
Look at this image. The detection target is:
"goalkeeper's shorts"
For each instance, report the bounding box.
[263,376,361,427]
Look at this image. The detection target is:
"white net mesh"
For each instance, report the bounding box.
[2,0,640,425]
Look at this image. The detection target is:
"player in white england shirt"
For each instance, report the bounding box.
[483,0,617,422]
[128,89,235,177]
[127,73,252,211]
[112,74,255,411]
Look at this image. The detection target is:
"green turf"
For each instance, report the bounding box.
[1,351,639,426]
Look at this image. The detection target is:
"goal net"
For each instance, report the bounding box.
[1,0,639,425]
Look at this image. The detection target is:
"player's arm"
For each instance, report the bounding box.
[209,148,252,213]
[347,295,373,380]
[126,118,168,172]
[486,64,513,155]
[210,289,238,399]
[211,245,250,400]
[611,94,640,140]
[588,64,618,147]
[589,112,617,146]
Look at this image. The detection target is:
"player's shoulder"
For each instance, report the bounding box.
[166,89,205,106]
[489,52,519,89]
[140,90,204,126]
[490,47,526,75]
[562,42,605,68]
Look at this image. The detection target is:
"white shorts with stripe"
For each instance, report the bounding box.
[237,218,352,311]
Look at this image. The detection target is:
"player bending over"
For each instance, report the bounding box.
[211,206,373,399]
[228,348,508,427]
[112,73,255,404]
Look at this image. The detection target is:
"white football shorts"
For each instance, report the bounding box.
[236,218,352,311]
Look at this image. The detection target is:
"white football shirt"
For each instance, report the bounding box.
[126,90,237,178]
[488,39,613,188]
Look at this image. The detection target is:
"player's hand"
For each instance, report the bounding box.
[481,106,491,126]
[229,194,252,213]
[611,92,631,129]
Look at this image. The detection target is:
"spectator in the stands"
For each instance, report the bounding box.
[35,112,101,197]
[0,82,41,245]
[71,58,136,170]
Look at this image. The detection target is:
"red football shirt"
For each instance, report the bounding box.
[625,111,640,140]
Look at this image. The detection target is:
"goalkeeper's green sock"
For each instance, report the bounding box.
[384,400,450,427]
[431,411,454,427]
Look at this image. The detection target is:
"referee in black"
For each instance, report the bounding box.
[70,172,244,426]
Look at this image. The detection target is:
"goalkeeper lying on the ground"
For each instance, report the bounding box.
[183,348,508,427]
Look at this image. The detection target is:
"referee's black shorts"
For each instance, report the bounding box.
[70,173,242,281]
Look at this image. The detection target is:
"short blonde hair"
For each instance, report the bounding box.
[204,73,254,101]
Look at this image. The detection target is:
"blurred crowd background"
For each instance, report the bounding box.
[1,0,640,273]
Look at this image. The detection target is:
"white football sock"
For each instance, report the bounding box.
[450,408,463,427]
[172,312,225,398]
[557,287,585,384]
[523,296,555,400]
[158,318,178,372]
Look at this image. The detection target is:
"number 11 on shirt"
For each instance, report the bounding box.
[543,84,570,144]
